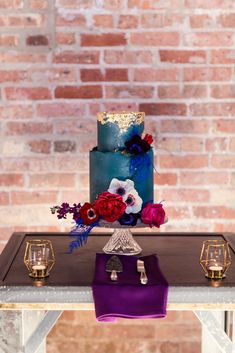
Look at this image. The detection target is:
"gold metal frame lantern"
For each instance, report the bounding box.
[24,240,55,278]
[200,239,231,279]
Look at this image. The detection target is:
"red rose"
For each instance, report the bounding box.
[94,191,126,223]
[141,203,165,228]
[143,134,153,145]
[79,202,99,225]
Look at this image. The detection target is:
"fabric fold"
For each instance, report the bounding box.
[92,253,168,322]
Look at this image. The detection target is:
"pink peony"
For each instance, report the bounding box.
[141,203,165,228]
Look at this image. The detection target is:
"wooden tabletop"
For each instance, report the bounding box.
[0,231,235,287]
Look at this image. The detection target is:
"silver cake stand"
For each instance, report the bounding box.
[99,218,168,256]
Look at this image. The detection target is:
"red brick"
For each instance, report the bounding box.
[128,0,181,9]
[106,85,153,99]
[160,155,208,169]
[118,15,138,29]
[160,50,206,63]
[131,32,179,46]
[181,342,201,353]
[139,103,187,116]
[214,119,235,133]
[154,173,177,185]
[36,103,85,117]
[166,206,191,219]
[185,0,234,8]
[147,15,183,29]
[190,14,214,28]
[103,0,125,9]
[193,206,235,219]
[184,32,233,46]
[0,34,18,46]
[0,14,45,27]
[206,137,227,152]
[190,103,235,116]
[180,172,229,185]
[6,122,52,135]
[81,33,126,46]
[53,50,99,64]
[81,68,128,82]
[0,192,9,205]
[161,120,209,134]
[29,0,48,9]
[0,174,24,186]
[180,137,204,152]
[0,104,33,120]
[211,50,235,64]
[211,155,235,168]
[55,85,102,99]
[211,85,235,99]
[29,173,76,187]
[56,0,93,8]
[5,87,51,100]
[56,32,75,45]
[214,223,235,232]
[103,102,138,112]
[232,173,235,185]
[56,13,86,26]
[184,67,232,81]
[29,67,77,83]
[218,13,235,27]
[161,188,210,202]
[26,35,49,46]
[0,70,27,83]
[229,138,235,151]
[0,52,47,63]
[93,15,113,28]
[134,68,179,81]
[0,0,23,8]
[11,191,57,204]
[104,50,152,64]
[28,140,51,154]
[159,342,180,353]
[54,140,76,153]
[158,85,207,99]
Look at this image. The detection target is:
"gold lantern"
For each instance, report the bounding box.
[24,240,55,278]
[200,239,231,279]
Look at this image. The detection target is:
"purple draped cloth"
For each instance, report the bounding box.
[92,253,168,322]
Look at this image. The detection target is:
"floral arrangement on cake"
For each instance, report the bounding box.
[51,133,166,252]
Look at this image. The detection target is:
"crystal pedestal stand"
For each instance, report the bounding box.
[103,228,142,255]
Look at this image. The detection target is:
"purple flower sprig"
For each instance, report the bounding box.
[50,202,81,221]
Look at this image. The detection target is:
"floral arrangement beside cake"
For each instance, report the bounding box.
[51,112,166,252]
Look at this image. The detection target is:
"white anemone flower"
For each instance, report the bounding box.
[108,178,134,199]
[124,189,143,214]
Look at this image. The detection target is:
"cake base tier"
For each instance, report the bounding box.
[89,148,154,204]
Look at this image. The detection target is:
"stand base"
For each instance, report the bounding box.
[103,228,142,255]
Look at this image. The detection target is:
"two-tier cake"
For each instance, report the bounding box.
[90,112,154,206]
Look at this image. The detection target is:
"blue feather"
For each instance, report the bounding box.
[130,154,152,181]
[68,221,99,253]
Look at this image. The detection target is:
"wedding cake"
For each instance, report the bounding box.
[51,111,166,251]
[90,112,154,206]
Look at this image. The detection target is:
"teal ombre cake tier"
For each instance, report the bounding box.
[97,112,144,151]
[90,148,154,204]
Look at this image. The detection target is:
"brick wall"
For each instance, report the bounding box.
[1,0,235,351]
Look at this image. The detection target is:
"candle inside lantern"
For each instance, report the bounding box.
[207,260,224,279]
[32,264,46,270]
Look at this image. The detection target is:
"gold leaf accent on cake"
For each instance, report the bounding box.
[97,112,144,133]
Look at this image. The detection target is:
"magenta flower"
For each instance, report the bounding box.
[141,203,165,228]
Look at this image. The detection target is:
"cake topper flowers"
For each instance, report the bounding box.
[51,177,166,252]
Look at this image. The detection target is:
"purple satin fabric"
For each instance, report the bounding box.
[92,253,168,322]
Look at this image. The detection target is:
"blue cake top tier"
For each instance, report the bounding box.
[97,111,145,152]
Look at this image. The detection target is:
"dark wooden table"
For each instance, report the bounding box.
[0,231,235,287]
[0,231,234,353]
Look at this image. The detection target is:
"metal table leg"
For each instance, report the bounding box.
[194,310,235,353]
[0,310,62,353]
